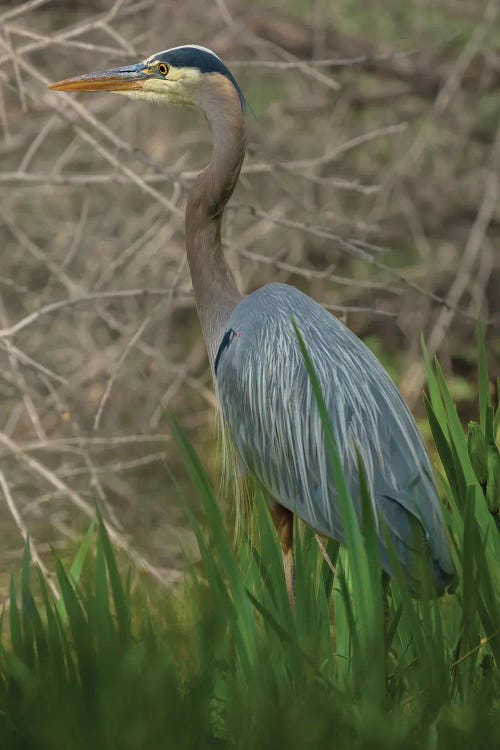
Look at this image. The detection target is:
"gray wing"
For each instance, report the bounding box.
[215,283,455,593]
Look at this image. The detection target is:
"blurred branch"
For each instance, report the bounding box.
[0,429,176,588]
[235,205,487,323]
[0,0,52,23]
[0,468,60,600]
[0,340,67,384]
[244,7,500,100]
[0,289,186,339]
[0,294,46,441]
[401,127,500,405]
[93,315,151,430]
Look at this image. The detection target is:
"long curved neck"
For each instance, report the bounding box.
[186,76,245,366]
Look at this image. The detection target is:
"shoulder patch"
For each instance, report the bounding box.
[214,328,237,375]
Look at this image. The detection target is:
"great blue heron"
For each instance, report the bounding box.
[50,45,455,598]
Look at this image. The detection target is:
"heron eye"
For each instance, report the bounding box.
[157,62,169,76]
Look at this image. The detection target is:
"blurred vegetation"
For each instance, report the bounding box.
[0,1,498,594]
[0,336,498,749]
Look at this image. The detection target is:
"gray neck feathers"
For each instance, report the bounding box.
[185,74,245,366]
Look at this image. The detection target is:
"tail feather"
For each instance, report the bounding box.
[376,494,456,596]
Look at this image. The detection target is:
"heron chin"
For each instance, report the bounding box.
[50,45,456,602]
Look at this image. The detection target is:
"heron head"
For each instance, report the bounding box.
[49,44,246,111]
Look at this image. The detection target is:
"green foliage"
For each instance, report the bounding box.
[0,329,498,749]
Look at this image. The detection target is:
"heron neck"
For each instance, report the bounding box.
[186,77,245,366]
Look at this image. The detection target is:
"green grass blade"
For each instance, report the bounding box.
[8,573,23,658]
[170,417,257,653]
[97,517,131,645]
[293,320,386,702]
[422,338,448,428]
[56,524,95,625]
[477,321,490,435]
[69,523,95,585]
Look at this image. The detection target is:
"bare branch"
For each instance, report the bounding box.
[0,430,178,588]
[0,469,60,600]
[94,315,152,431]
[0,289,187,338]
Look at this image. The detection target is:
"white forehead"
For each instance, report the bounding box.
[143,45,222,65]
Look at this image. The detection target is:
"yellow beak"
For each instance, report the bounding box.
[49,63,149,92]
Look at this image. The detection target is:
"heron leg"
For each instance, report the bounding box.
[270,503,295,608]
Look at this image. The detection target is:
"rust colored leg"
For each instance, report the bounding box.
[270,503,295,607]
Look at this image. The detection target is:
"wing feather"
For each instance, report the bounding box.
[215,283,455,591]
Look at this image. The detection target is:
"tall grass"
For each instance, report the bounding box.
[0,330,498,749]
